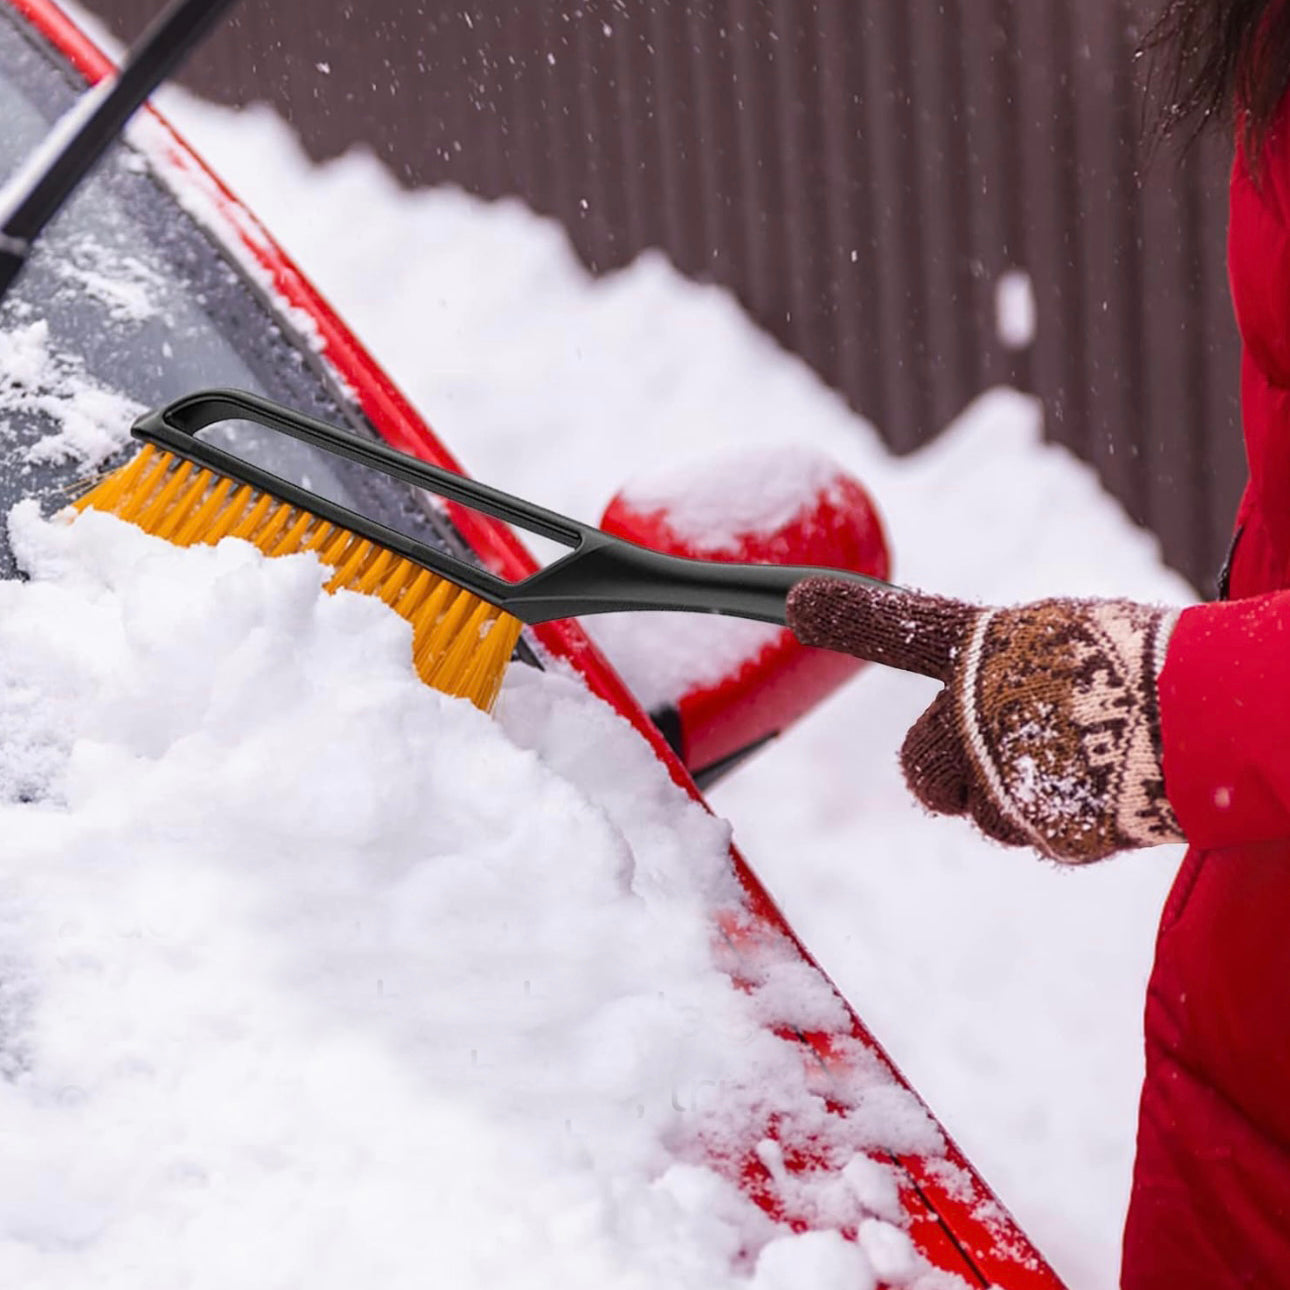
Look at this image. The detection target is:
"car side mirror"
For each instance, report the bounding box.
[594,446,891,788]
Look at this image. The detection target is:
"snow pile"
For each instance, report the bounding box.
[8,27,1193,1276]
[136,99,1196,1287]
[0,501,948,1289]
[0,319,139,466]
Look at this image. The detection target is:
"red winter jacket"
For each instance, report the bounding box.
[1120,104,1290,1287]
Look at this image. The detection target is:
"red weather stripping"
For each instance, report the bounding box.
[5,3,1068,1284]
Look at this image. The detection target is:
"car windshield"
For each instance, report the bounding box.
[0,7,460,578]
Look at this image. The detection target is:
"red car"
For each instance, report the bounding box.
[0,0,1065,1284]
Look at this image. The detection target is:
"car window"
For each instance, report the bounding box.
[0,8,464,579]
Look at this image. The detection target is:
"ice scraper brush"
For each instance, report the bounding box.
[76,389,890,710]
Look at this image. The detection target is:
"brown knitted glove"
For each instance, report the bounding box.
[786,577,1184,864]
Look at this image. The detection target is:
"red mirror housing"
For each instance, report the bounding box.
[599,449,891,786]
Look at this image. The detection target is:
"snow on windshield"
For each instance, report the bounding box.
[0,318,139,468]
[0,110,944,1266]
[0,20,963,1279]
[0,502,942,1288]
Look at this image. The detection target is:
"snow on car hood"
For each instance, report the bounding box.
[0,501,940,1289]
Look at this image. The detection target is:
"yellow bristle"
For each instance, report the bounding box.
[320,527,360,567]
[375,557,417,608]
[427,596,496,693]
[229,491,274,542]
[136,458,198,531]
[353,547,398,596]
[253,501,297,553]
[461,613,525,711]
[116,450,175,522]
[73,450,523,712]
[153,468,215,543]
[204,483,257,542]
[267,509,316,558]
[173,475,236,546]
[73,444,157,514]
[396,566,437,616]
[409,578,457,659]
[325,537,378,592]
[301,520,336,554]
[415,582,475,672]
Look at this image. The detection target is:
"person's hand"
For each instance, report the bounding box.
[786,577,1185,863]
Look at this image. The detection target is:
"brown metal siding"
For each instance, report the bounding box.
[85,0,1244,592]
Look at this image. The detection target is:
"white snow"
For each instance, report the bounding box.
[140,105,1193,1288]
[858,1218,921,1285]
[996,270,1037,350]
[752,1229,876,1290]
[591,612,786,712]
[0,500,943,1289]
[10,27,1202,1284]
[618,445,851,554]
[131,94,1194,1290]
[52,238,164,325]
[0,318,139,466]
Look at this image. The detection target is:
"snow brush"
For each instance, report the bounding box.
[75,389,889,711]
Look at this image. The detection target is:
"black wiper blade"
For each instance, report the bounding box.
[0,0,241,304]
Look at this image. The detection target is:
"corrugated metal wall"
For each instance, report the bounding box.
[86,0,1246,591]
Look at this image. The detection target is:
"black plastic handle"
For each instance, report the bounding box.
[134,389,890,626]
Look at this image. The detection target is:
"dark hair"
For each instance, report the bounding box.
[1144,0,1290,161]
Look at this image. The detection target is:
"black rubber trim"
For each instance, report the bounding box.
[1216,524,1242,602]
[692,732,779,791]
[648,705,686,763]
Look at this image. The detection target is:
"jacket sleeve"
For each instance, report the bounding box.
[1158,591,1290,848]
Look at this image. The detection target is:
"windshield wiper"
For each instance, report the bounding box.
[0,0,240,304]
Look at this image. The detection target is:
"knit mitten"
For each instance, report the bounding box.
[786,577,1184,864]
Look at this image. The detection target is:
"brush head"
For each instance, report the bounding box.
[75,445,524,713]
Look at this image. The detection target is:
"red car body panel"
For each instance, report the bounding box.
[7,2,1067,1284]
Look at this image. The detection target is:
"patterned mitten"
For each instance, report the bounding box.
[786,577,1184,864]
